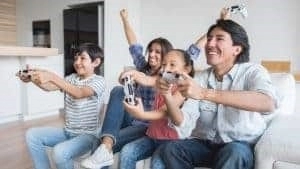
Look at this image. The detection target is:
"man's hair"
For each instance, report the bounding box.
[75,43,104,74]
[207,19,250,63]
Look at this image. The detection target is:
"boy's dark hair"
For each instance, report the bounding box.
[142,37,173,74]
[172,49,195,77]
[207,19,250,63]
[75,43,104,74]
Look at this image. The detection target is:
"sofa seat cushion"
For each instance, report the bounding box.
[273,161,300,169]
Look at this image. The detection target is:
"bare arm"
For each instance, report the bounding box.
[191,8,230,50]
[203,89,275,112]
[31,70,95,99]
[163,91,186,125]
[16,69,60,91]
[118,70,157,87]
[177,73,276,113]
[120,9,137,46]
[123,98,166,121]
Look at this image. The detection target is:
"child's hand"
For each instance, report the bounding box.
[123,98,145,119]
[120,9,128,20]
[31,69,54,85]
[16,65,33,83]
[156,75,172,96]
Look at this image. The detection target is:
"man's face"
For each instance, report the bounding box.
[205,27,241,68]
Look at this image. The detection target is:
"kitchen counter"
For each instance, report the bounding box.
[0,46,58,56]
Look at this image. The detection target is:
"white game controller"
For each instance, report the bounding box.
[160,71,181,84]
[228,4,248,19]
[123,75,137,105]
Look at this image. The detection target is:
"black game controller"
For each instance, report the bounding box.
[123,75,137,105]
[160,71,181,84]
[17,69,32,78]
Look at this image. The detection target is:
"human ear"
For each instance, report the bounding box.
[93,58,101,67]
[184,65,192,74]
[234,46,242,56]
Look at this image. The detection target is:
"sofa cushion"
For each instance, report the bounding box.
[270,73,295,115]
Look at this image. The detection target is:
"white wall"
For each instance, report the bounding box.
[16,0,141,88]
[140,0,300,71]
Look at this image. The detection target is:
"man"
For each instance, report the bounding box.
[160,19,279,169]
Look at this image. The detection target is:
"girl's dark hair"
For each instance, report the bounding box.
[207,19,250,63]
[172,49,195,77]
[142,37,173,74]
[75,43,104,74]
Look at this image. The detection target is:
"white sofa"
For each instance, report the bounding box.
[109,73,299,169]
[50,73,299,169]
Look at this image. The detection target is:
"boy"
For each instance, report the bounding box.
[17,43,109,169]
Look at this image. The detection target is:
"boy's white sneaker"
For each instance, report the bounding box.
[81,144,114,169]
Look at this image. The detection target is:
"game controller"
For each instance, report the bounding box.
[123,75,137,105]
[16,68,32,78]
[160,71,181,84]
[228,4,248,18]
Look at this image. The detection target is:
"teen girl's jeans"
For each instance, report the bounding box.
[100,86,147,153]
[26,127,99,169]
[120,136,169,169]
[161,139,254,169]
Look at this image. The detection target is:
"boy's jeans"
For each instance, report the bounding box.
[26,127,99,169]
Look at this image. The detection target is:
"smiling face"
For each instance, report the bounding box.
[161,50,191,75]
[205,27,241,71]
[73,51,100,79]
[147,42,163,72]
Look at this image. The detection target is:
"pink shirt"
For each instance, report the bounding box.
[146,87,179,140]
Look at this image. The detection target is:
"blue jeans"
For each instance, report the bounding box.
[26,127,99,169]
[161,139,254,169]
[100,86,148,169]
[120,136,168,169]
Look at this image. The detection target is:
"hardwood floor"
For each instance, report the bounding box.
[0,115,63,169]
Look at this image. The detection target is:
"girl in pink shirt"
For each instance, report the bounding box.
[121,49,200,169]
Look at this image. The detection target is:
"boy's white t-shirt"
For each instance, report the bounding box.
[64,73,109,136]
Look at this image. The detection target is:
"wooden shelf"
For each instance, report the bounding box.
[0,46,58,56]
[294,73,300,82]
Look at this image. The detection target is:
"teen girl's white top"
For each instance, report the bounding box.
[64,73,109,136]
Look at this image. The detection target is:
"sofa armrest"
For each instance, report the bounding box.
[254,114,300,169]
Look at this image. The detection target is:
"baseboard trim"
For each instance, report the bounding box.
[23,109,61,121]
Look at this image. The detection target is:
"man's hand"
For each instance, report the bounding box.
[177,72,206,100]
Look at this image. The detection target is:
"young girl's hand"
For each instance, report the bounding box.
[156,75,172,96]
[123,97,145,119]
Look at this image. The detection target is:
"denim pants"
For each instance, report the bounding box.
[26,127,99,169]
[120,136,169,169]
[100,86,147,152]
[161,139,254,169]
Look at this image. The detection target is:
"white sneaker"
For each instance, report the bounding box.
[81,144,114,169]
